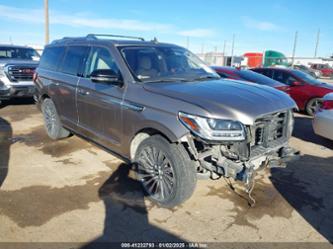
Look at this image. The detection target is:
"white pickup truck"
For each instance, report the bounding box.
[0,45,39,104]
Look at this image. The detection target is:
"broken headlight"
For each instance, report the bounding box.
[179,112,246,141]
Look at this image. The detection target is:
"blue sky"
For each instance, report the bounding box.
[0,0,332,57]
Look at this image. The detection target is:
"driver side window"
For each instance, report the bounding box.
[86,47,120,77]
[273,71,296,85]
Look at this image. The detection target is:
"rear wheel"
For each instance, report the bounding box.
[306,98,322,116]
[134,135,197,207]
[41,98,70,140]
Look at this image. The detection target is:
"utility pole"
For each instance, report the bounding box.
[314,29,320,58]
[214,45,218,65]
[222,40,227,66]
[291,31,298,66]
[44,0,49,45]
[230,34,235,66]
[186,36,190,49]
[201,43,205,54]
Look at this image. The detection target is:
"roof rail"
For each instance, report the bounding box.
[86,34,145,41]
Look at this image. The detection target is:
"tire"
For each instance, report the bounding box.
[41,98,70,140]
[305,98,322,116]
[134,135,197,207]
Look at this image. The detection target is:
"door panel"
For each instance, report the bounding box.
[272,70,310,109]
[54,46,90,129]
[77,46,124,149]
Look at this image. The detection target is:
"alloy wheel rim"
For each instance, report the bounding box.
[44,105,56,135]
[310,99,321,114]
[137,146,175,201]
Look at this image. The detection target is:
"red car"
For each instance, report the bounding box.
[310,63,333,78]
[252,67,333,115]
[212,66,290,92]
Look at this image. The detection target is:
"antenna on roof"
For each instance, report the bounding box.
[151,37,158,43]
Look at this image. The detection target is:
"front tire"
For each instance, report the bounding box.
[41,98,70,140]
[306,98,321,116]
[134,135,197,207]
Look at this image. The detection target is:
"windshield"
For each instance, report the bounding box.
[119,45,219,82]
[292,69,323,85]
[0,47,40,60]
[236,69,284,87]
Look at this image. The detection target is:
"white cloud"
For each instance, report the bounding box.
[0,4,172,32]
[177,28,216,38]
[242,16,281,31]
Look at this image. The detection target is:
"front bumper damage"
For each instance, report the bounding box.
[182,110,300,206]
[187,138,299,206]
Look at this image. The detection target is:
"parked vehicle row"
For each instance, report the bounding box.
[0,45,39,104]
[293,64,322,78]
[252,67,333,116]
[212,66,333,116]
[310,63,333,78]
[34,34,299,207]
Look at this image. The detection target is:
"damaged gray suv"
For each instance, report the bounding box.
[34,34,299,207]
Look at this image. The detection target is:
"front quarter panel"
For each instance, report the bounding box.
[120,83,208,158]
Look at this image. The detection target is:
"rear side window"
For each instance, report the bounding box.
[261,69,273,78]
[236,70,283,87]
[216,72,228,78]
[60,46,90,76]
[273,71,297,85]
[39,46,65,70]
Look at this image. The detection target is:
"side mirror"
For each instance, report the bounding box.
[90,69,123,86]
[291,81,302,86]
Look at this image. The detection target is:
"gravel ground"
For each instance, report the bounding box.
[0,98,332,248]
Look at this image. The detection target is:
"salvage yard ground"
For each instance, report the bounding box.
[0,89,333,245]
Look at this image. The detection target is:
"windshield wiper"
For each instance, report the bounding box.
[144,78,190,83]
[192,75,220,81]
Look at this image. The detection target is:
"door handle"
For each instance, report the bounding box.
[77,88,90,96]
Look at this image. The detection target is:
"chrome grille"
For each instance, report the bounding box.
[252,111,288,148]
[6,65,36,82]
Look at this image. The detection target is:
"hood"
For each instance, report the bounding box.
[0,59,39,67]
[144,79,297,125]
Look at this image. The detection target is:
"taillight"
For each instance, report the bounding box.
[321,100,333,110]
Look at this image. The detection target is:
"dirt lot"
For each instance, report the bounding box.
[0,98,333,246]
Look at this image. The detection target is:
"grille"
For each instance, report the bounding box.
[6,65,36,82]
[252,111,288,148]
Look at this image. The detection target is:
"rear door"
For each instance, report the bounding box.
[55,46,90,129]
[76,46,125,149]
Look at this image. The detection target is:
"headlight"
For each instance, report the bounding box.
[178,112,246,141]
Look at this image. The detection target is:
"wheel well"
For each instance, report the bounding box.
[41,94,50,100]
[130,128,172,160]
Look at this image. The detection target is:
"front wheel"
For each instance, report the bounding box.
[134,135,197,207]
[41,98,70,140]
[306,98,322,116]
